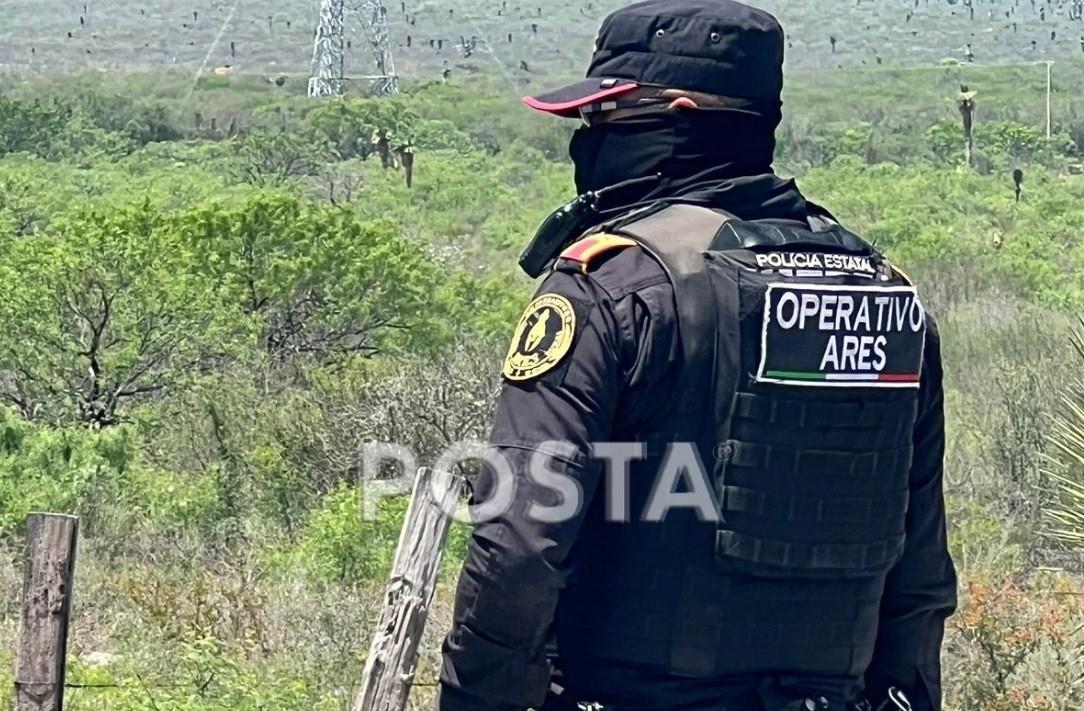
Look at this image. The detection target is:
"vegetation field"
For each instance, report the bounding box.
[7,0,1084,83]
[4,2,1084,710]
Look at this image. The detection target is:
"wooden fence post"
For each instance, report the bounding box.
[14,513,79,711]
[352,468,466,711]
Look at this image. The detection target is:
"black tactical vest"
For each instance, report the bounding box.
[555,204,925,684]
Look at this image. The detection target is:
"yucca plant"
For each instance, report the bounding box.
[1046,325,1084,548]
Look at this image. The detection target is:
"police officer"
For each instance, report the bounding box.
[438,2,956,710]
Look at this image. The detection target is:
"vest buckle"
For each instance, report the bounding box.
[874,688,913,711]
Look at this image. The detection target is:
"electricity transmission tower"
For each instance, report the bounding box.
[309,0,346,97]
[309,0,399,97]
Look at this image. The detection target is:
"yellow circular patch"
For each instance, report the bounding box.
[502,294,577,381]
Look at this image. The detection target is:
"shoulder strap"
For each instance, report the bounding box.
[613,203,734,273]
[609,204,736,447]
[608,203,734,364]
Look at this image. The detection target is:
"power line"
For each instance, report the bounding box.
[185,0,241,103]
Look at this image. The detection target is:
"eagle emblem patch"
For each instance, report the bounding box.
[502,294,577,381]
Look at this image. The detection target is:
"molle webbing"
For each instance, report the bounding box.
[723,441,913,487]
[711,213,874,253]
[714,530,908,577]
[719,396,915,578]
[731,392,918,432]
[718,485,909,526]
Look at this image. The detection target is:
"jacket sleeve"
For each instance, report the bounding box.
[864,316,958,710]
[437,268,634,710]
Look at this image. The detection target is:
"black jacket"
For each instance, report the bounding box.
[438,175,957,711]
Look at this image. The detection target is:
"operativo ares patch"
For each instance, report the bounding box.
[502,294,577,381]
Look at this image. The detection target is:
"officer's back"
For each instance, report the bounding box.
[438,2,957,710]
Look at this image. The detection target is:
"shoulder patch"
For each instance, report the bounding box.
[559,233,638,273]
[502,294,577,381]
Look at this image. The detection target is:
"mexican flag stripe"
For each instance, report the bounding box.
[765,370,920,383]
[874,373,922,383]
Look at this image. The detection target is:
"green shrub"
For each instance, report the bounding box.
[0,408,138,537]
[0,96,68,157]
[268,485,408,583]
[927,119,1075,169]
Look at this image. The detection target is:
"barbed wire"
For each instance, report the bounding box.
[16,678,442,691]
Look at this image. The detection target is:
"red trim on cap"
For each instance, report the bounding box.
[523,82,639,116]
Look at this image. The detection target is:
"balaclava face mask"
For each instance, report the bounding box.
[568,104,782,196]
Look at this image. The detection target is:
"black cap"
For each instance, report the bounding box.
[525,0,784,118]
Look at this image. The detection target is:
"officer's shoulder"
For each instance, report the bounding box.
[886,259,916,286]
[555,232,669,300]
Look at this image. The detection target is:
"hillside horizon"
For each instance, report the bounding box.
[3,0,1084,89]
